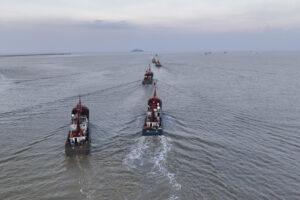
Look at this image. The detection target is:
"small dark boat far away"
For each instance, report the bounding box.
[143,82,163,135]
[65,97,90,156]
[142,64,154,85]
[131,49,144,52]
[155,59,162,67]
[152,57,156,64]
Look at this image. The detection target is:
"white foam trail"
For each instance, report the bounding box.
[149,136,182,193]
[76,157,94,200]
[76,156,83,171]
[124,136,181,199]
[124,137,148,168]
[0,73,12,93]
[169,195,179,200]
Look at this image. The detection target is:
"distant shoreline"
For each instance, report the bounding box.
[0,53,71,57]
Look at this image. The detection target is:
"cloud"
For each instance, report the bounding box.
[0,0,298,53]
[2,1,300,32]
[0,18,300,54]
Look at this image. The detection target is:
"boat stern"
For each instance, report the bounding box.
[142,128,163,136]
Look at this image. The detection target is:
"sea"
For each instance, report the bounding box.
[0,52,299,200]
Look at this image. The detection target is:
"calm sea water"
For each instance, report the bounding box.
[0,52,299,200]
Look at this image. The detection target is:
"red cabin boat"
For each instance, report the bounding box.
[142,65,154,85]
[155,59,162,67]
[143,82,163,135]
[65,97,90,156]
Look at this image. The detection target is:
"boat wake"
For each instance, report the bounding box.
[147,136,181,191]
[123,137,149,168]
[123,136,181,199]
[0,73,12,94]
[75,156,95,200]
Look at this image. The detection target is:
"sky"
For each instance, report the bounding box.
[0,0,300,53]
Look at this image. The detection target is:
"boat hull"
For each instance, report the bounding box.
[142,128,163,136]
[142,79,153,85]
[65,134,90,156]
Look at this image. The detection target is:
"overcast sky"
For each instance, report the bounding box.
[0,0,300,53]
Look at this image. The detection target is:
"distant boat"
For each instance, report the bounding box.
[155,59,162,67]
[142,82,163,136]
[142,65,154,85]
[65,97,90,156]
[131,49,144,52]
[152,57,156,63]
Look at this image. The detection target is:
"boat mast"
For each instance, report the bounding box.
[153,82,157,98]
[76,96,82,135]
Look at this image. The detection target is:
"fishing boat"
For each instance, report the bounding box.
[155,59,162,67]
[142,65,154,85]
[152,57,156,63]
[142,82,163,135]
[65,97,90,156]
